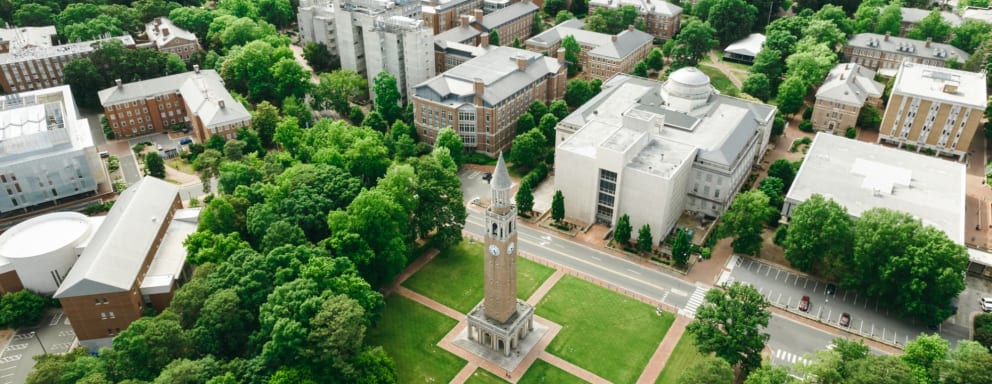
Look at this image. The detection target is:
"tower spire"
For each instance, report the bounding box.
[492,152,512,191]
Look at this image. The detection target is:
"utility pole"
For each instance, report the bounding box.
[33,331,47,355]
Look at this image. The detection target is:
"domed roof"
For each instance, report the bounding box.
[668,67,710,87]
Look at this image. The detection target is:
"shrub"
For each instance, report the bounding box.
[773,225,788,246]
[802,107,813,120]
[107,156,120,172]
[844,127,857,138]
[799,120,814,132]
[0,290,48,328]
[976,313,992,350]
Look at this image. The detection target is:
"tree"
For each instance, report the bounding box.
[857,105,882,130]
[902,334,948,384]
[949,20,992,53]
[516,112,536,135]
[875,0,902,36]
[362,111,388,133]
[551,190,565,223]
[509,129,547,170]
[303,41,336,73]
[13,3,55,26]
[411,150,466,249]
[763,30,797,59]
[252,101,279,148]
[775,77,808,116]
[637,224,653,253]
[570,0,588,16]
[223,139,247,161]
[632,60,650,77]
[742,73,771,102]
[109,313,192,381]
[271,58,311,103]
[275,116,303,155]
[646,48,664,71]
[614,214,633,247]
[767,159,796,190]
[199,197,237,234]
[538,114,558,146]
[516,181,534,215]
[783,194,853,277]
[169,7,217,41]
[802,19,847,51]
[489,30,500,46]
[671,227,691,267]
[757,176,784,211]
[771,114,786,136]
[145,152,166,178]
[976,314,992,350]
[544,0,567,16]
[687,282,771,379]
[941,340,992,384]
[750,48,784,91]
[846,355,913,384]
[907,10,952,42]
[671,20,718,68]
[555,10,576,25]
[562,35,581,76]
[743,364,797,384]
[550,100,569,119]
[0,290,47,328]
[720,190,775,256]
[678,356,734,384]
[852,0,883,34]
[349,106,366,126]
[62,59,105,110]
[257,0,294,29]
[435,127,464,167]
[528,101,548,121]
[565,79,593,107]
[785,42,837,87]
[708,0,757,45]
[372,72,402,124]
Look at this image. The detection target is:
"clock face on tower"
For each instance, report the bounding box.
[488,244,500,256]
[507,242,515,254]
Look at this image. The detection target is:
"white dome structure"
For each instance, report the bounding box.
[661,67,714,112]
[0,212,98,295]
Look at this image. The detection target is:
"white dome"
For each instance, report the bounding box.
[0,212,92,259]
[668,67,710,87]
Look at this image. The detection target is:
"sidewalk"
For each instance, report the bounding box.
[636,315,691,384]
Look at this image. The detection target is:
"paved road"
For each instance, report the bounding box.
[119,153,142,185]
[0,310,77,384]
[725,257,969,347]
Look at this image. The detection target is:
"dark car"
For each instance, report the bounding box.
[840,313,851,327]
[179,137,193,145]
[482,172,492,182]
[826,284,836,295]
[799,296,810,312]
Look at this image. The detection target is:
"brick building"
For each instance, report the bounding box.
[844,33,969,75]
[53,176,198,350]
[413,46,566,155]
[98,67,251,141]
[811,63,884,134]
[587,0,681,39]
[422,0,484,34]
[145,17,201,61]
[434,35,492,72]
[525,19,653,80]
[0,26,135,93]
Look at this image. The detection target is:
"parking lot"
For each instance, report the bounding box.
[0,309,78,384]
[722,256,970,347]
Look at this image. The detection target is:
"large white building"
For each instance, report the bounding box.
[0,86,110,215]
[554,69,776,242]
[297,0,435,102]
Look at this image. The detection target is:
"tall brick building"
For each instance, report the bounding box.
[145,17,201,62]
[0,26,135,93]
[587,0,681,39]
[526,19,653,80]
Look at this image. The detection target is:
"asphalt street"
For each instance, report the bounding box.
[118,153,142,185]
[0,310,77,384]
[725,256,969,347]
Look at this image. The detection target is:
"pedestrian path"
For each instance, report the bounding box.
[635,315,691,384]
[773,348,809,366]
[678,285,708,318]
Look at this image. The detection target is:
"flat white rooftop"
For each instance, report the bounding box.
[787,133,965,244]
[892,62,987,109]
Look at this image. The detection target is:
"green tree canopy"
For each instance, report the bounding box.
[145,151,166,179]
[687,282,771,379]
[551,190,565,223]
[742,73,771,102]
[678,356,735,384]
[435,127,464,167]
[0,290,47,328]
[516,112,536,135]
[708,0,757,45]
[950,19,992,53]
[562,34,581,76]
[783,194,853,277]
[907,9,953,42]
[875,0,903,36]
[720,190,776,256]
[509,128,547,170]
[636,224,653,253]
[373,72,403,124]
[671,20,718,69]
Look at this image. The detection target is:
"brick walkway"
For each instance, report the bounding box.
[636,315,691,384]
[526,270,565,306]
[380,248,439,297]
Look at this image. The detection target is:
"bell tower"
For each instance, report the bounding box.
[484,152,518,322]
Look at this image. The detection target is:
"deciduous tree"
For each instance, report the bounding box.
[678,356,734,384]
[721,190,775,256]
[907,9,952,42]
[743,364,797,384]
[145,152,166,179]
[687,282,771,379]
[372,72,402,124]
[707,0,757,45]
[783,194,853,277]
[562,35,581,76]
[509,129,547,170]
[564,79,592,107]
[671,20,718,68]
[303,41,336,73]
[742,73,771,102]
[875,0,902,36]
[0,290,47,328]
[551,190,565,223]
[538,113,559,146]
[13,4,54,27]
[435,127,464,167]
[775,77,807,116]
[671,227,691,266]
[252,101,280,148]
[549,100,569,119]
[516,112,536,135]
[950,20,992,53]
[516,181,534,215]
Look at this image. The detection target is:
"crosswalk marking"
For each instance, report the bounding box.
[678,285,709,318]
[774,349,809,366]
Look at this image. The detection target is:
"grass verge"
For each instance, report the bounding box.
[697,65,740,97]
[518,359,588,383]
[403,239,556,313]
[536,275,674,383]
[465,368,508,384]
[365,295,466,383]
[655,333,708,384]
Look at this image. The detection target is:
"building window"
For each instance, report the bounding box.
[109,311,115,319]
[100,312,107,320]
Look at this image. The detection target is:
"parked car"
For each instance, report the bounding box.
[840,313,851,327]
[179,137,193,145]
[482,172,492,182]
[799,296,810,312]
[981,297,992,312]
[826,284,836,295]
[99,151,110,158]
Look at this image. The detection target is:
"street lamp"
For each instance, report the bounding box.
[32,330,47,355]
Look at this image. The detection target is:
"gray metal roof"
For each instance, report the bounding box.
[492,152,512,190]
[98,70,212,106]
[962,6,992,23]
[815,63,884,105]
[588,0,681,16]
[179,71,252,127]
[54,176,180,298]
[525,20,652,60]
[435,24,481,45]
[414,46,561,107]
[896,7,962,26]
[723,33,765,57]
[846,33,968,62]
[145,17,198,47]
[479,1,538,30]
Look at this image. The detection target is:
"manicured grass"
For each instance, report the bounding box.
[165,158,196,174]
[655,333,708,384]
[403,239,556,313]
[518,359,588,384]
[536,275,675,383]
[465,368,508,384]
[365,295,466,383]
[698,65,741,97]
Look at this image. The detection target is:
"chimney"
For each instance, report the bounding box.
[115,79,122,88]
[461,14,471,27]
[473,78,484,105]
[612,34,618,42]
[628,25,635,32]
[0,40,9,54]
[515,54,528,70]
[884,31,890,42]
[162,28,170,37]
[474,9,483,24]
[193,64,200,73]
[481,33,490,47]
[154,17,162,25]
[840,73,845,80]
[557,47,566,64]
[218,100,226,109]
[925,37,932,48]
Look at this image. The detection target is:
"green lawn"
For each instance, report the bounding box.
[698,65,741,97]
[365,295,466,383]
[655,333,708,384]
[536,275,675,383]
[464,368,508,384]
[518,359,588,384]
[403,239,556,313]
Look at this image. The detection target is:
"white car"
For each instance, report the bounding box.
[981,297,992,313]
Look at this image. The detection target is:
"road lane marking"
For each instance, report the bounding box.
[626,269,641,275]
